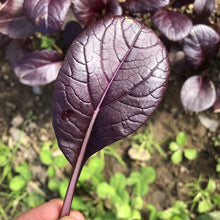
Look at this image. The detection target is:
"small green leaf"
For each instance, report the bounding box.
[141,167,156,184]
[216,164,220,172]
[40,149,53,165]
[47,166,56,179]
[205,179,216,193]
[54,155,68,168]
[15,162,32,182]
[176,132,187,146]
[126,172,140,186]
[198,200,213,213]
[41,36,55,50]
[25,192,45,208]
[9,176,26,191]
[212,194,220,207]
[130,210,142,219]
[169,142,179,151]
[184,148,197,160]
[71,196,88,211]
[0,155,8,167]
[96,182,115,199]
[92,173,105,187]
[110,173,126,193]
[48,179,60,191]
[131,196,143,209]
[88,157,104,174]
[133,181,149,196]
[59,178,69,199]
[171,150,183,164]
[116,204,131,219]
[78,166,92,183]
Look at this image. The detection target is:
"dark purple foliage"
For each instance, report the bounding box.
[53,16,169,216]
[71,0,122,26]
[213,85,220,113]
[14,50,64,86]
[6,40,25,66]
[152,9,193,42]
[23,0,72,33]
[53,15,169,167]
[0,0,36,38]
[120,0,170,13]
[172,0,193,8]
[63,21,83,48]
[193,0,215,23]
[180,75,216,112]
[0,33,11,48]
[183,24,220,66]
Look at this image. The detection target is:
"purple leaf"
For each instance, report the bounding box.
[6,40,25,66]
[193,0,215,23]
[183,25,220,67]
[171,0,193,8]
[0,0,36,38]
[14,50,64,86]
[213,86,220,113]
[180,75,216,112]
[120,0,170,13]
[23,0,72,33]
[6,38,34,66]
[63,21,83,48]
[0,33,11,48]
[71,0,122,26]
[151,9,193,41]
[53,16,169,216]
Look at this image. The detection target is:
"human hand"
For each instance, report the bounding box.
[15,199,85,220]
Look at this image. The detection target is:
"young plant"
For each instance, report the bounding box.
[216,158,220,177]
[39,141,68,192]
[130,126,167,160]
[169,132,197,164]
[185,176,220,213]
[146,201,190,220]
[0,137,45,219]
[212,134,220,147]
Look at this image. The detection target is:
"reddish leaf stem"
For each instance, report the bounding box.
[59,107,100,217]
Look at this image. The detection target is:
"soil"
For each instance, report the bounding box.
[1,5,220,219]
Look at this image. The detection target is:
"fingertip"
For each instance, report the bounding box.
[58,216,76,220]
[69,210,85,220]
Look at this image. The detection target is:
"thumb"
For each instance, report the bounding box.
[59,217,76,220]
[59,211,85,220]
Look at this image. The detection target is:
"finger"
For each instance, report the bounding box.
[58,217,76,220]
[70,211,85,220]
[16,199,63,220]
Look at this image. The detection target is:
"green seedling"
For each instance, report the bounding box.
[57,153,156,220]
[41,36,55,50]
[40,35,62,53]
[212,134,220,147]
[39,141,68,192]
[0,136,46,219]
[146,201,190,220]
[185,176,220,213]
[131,126,167,159]
[196,211,220,220]
[216,158,220,176]
[169,132,197,164]
[99,141,126,166]
[9,162,32,192]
